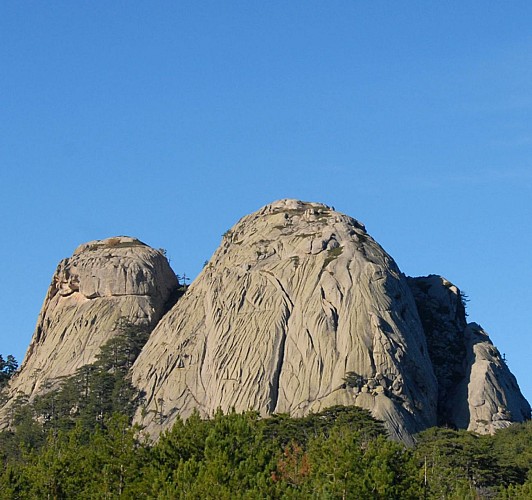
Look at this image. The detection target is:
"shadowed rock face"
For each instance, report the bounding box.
[131,200,438,443]
[407,275,469,426]
[0,237,178,425]
[408,275,530,433]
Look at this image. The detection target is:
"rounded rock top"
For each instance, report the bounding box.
[264,199,332,212]
[73,236,148,255]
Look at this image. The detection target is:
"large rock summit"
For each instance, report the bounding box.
[130,200,436,441]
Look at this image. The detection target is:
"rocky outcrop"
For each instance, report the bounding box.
[407,275,469,426]
[131,200,438,443]
[459,323,530,433]
[408,275,530,433]
[0,237,178,425]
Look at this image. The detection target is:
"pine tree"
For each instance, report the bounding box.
[0,355,18,389]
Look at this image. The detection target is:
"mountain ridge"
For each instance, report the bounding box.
[1,200,529,442]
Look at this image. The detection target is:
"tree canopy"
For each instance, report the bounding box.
[0,355,18,389]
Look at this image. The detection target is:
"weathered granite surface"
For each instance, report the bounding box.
[3,202,529,442]
[131,200,438,443]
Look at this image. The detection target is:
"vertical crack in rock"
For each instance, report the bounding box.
[269,319,288,413]
[261,270,294,308]
[261,269,293,413]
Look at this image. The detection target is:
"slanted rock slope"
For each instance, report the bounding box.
[0,237,178,426]
[131,200,439,442]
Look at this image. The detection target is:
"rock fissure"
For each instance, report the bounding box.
[269,325,288,414]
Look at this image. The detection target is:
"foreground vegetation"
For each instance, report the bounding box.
[0,405,530,499]
[0,327,530,499]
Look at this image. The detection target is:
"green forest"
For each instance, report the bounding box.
[1,324,530,499]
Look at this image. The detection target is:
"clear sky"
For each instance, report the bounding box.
[1,2,531,403]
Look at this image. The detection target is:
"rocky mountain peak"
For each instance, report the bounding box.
[0,237,178,427]
[131,200,439,443]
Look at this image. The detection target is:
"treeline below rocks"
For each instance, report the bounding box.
[1,361,531,499]
[0,408,531,499]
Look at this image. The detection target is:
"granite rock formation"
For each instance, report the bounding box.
[0,237,178,426]
[2,201,529,442]
[131,200,439,443]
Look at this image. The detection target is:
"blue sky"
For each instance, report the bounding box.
[1,2,531,403]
